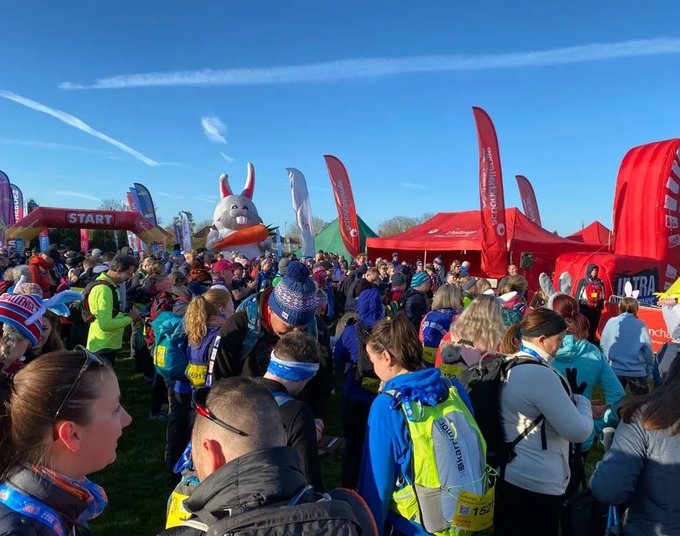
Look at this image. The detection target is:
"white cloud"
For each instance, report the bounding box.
[58,38,680,89]
[195,194,218,204]
[0,137,115,156]
[51,190,102,202]
[219,151,234,163]
[201,116,227,144]
[157,191,183,199]
[0,90,171,167]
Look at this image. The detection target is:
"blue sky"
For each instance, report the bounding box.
[2,1,680,237]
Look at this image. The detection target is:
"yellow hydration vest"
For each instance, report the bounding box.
[388,385,494,535]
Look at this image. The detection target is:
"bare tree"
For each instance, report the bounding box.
[378,213,433,237]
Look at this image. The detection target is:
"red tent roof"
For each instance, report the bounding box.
[566,220,613,249]
[366,208,591,254]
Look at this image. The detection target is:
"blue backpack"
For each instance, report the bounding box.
[152,311,188,382]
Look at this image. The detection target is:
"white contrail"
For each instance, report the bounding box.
[0,90,167,166]
[219,152,234,163]
[201,116,227,143]
[51,190,102,202]
[58,38,680,89]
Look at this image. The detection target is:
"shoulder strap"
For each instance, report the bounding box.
[273,391,294,407]
[180,518,209,531]
[89,279,121,316]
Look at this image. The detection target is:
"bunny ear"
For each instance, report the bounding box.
[624,281,633,298]
[242,162,255,199]
[219,173,232,199]
[498,291,517,303]
[559,272,572,295]
[632,290,640,300]
[539,272,556,297]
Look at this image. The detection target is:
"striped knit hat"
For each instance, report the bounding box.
[269,261,317,326]
[410,271,431,289]
[0,293,43,345]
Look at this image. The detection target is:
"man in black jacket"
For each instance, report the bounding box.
[258,332,323,489]
[574,263,606,343]
[404,271,431,329]
[159,378,366,535]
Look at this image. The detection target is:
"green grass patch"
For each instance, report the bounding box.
[89,355,345,535]
[90,355,605,535]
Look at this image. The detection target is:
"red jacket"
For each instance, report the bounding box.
[28,256,53,297]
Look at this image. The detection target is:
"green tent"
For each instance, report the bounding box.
[295,216,377,260]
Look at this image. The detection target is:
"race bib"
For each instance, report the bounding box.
[165,491,191,529]
[451,486,495,531]
[185,363,208,389]
[154,346,166,368]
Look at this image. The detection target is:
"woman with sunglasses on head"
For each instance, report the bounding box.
[358,314,486,536]
[0,348,132,535]
[497,309,594,536]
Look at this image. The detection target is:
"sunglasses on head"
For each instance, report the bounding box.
[191,387,249,437]
[54,346,106,422]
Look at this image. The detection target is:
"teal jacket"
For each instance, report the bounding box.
[552,334,625,450]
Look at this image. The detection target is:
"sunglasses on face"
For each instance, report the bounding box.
[191,387,249,437]
[54,346,106,422]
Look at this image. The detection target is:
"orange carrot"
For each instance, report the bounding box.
[212,224,269,250]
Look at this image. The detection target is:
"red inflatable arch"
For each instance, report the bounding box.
[613,138,680,292]
[6,206,166,243]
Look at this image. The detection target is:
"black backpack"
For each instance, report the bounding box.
[181,486,375,536]
[81,279,121,323]
[457,355,548,473]
[349,319,381,393]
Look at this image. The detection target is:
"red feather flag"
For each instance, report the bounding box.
[324,155,361,258]
[472,107,508,278]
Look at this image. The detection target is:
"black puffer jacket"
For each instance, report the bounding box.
[0,467,93,535]
[159,446,371,536]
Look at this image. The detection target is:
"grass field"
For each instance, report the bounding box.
[90,355,604,535]
[90,355,344,536]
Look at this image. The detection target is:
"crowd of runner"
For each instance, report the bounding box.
[0,244,678,535]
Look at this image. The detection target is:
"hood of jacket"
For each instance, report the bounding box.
[357,287,383,328]
[585,263,599,280]
[185,446,307,524]
[553,334,593,364]
[29,255,52,270]
[383,367,449,406]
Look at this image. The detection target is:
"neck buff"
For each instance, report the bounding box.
[267,351,319,382]
[37,466,108,524]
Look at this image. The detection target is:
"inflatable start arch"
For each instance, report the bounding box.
[6,206,166,244]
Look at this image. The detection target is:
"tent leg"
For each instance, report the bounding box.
[424,250,428,265]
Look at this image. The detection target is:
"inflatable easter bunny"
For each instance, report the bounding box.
[206,162,272,260]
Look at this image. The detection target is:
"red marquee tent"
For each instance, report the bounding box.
[367,208,600,287]
[566,221,613,250]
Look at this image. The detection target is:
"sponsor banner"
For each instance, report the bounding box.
[515,175,542,227]
[472,107,507,278]
[80,229,89,253]
[612,267,659,305]
[132,183,158,226]
[10,184,23,222]
[38,229,50,252]
[0,171,12,227]
[323,155,361,258]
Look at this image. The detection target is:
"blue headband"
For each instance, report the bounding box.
[267,351,319,382]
